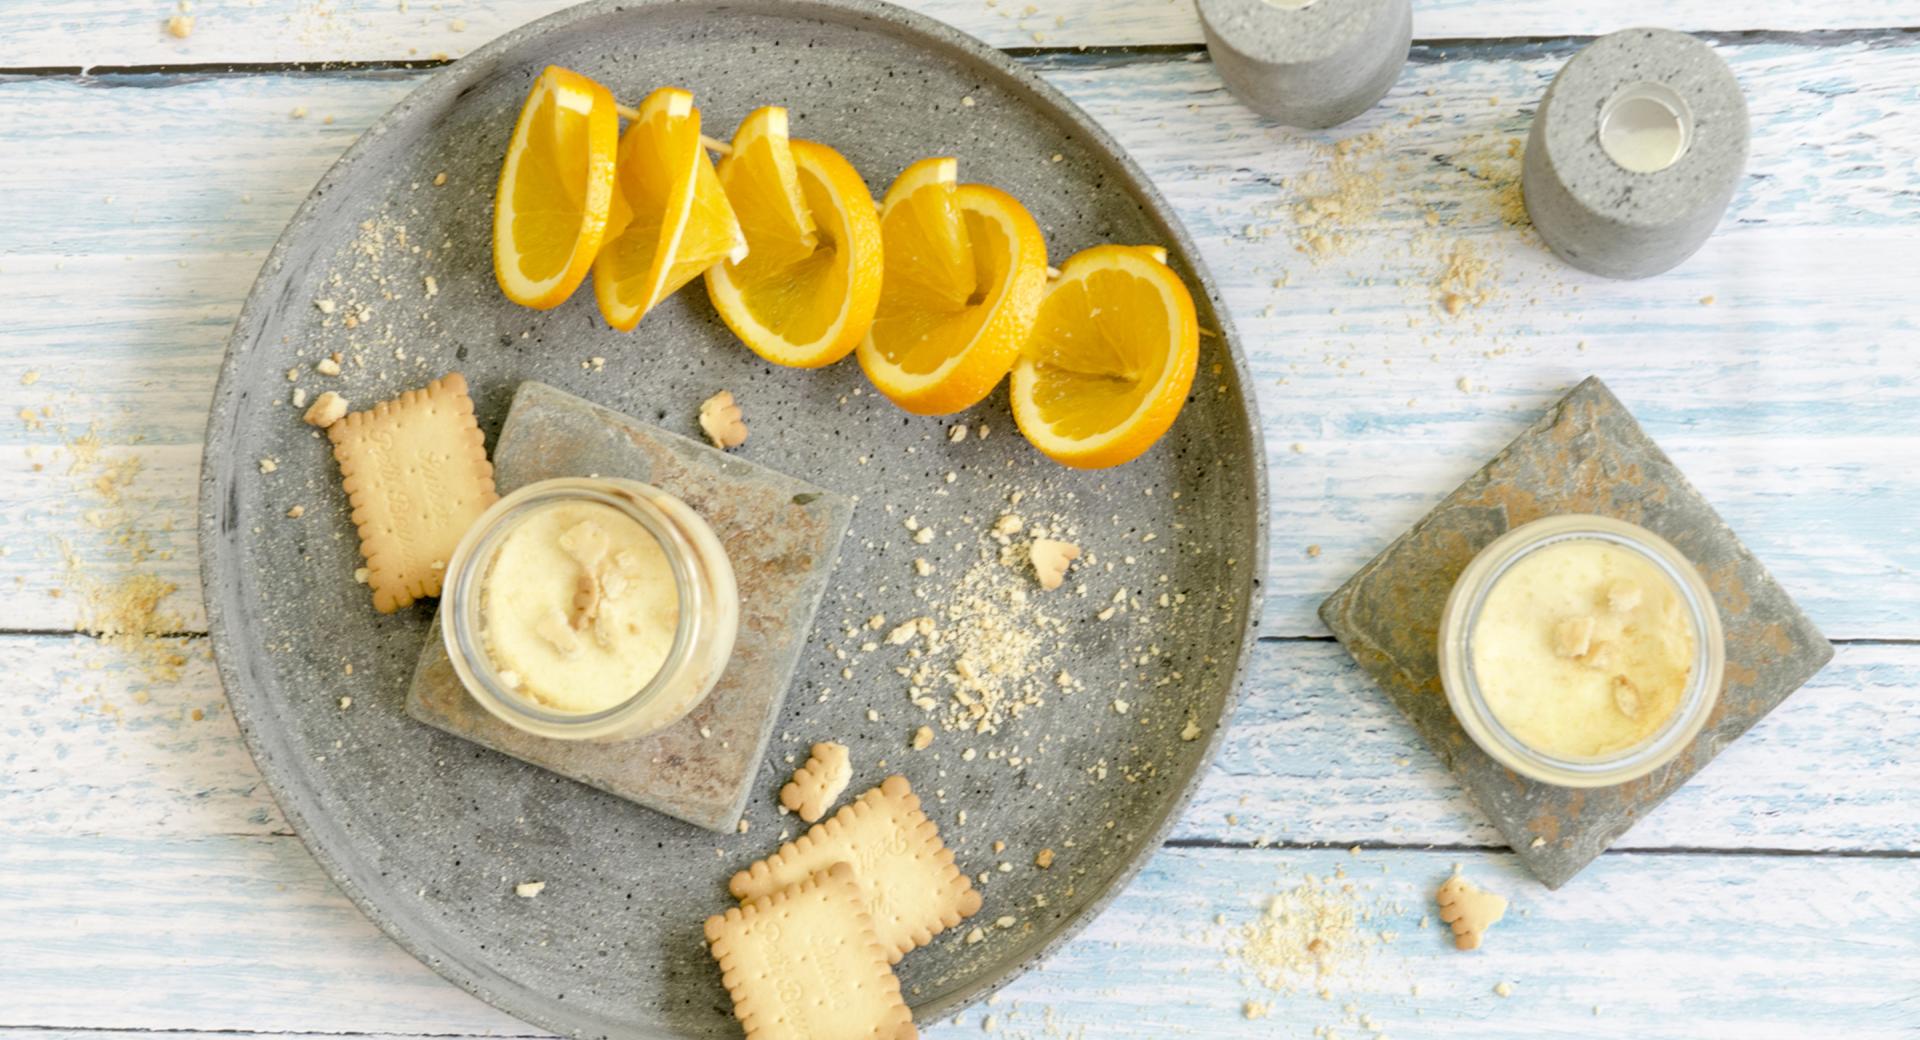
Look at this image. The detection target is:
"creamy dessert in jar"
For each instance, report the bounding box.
[1438,515,1724,787]
[1469,537,1694,758]
[441,477,739,741]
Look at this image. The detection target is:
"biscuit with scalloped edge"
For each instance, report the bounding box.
[705,863,916,1040]
[327,372,496,613]
[779,741,852,823]
[1436,873,1508,950]
[731,775,980,962]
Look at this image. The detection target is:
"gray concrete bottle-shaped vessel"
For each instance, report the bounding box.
[1197,0,1411,128]
[1523,28,1750,279]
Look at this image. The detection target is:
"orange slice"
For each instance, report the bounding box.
[1009,244,1200,469]
[856,158,1047,416]
[492,66,619,309]
[705,108,882,368]
[592,87,746,331]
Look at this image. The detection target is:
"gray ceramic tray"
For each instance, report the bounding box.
[198,1,1266,1036]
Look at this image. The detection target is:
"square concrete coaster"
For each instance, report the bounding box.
[1319,376,1832,888]
[406,381,852,833]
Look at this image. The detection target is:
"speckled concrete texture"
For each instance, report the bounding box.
[1196,0,1409,128]
[196,0,1267,1036]
[1320,377,1831,889]
[406,382,852,834]
[1522,28,1750,279]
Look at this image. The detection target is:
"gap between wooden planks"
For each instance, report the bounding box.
[5,0,1920,68]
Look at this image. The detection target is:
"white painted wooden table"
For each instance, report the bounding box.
[4,2,1918,1037]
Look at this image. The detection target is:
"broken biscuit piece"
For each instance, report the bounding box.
[778,741,852,824]
[303,391,349,428]
[699,390,748,449]
[1029,538,1080,590]
[1436,874,1508,951]
[1552,616,1595,658]
[1606,580,1643,613]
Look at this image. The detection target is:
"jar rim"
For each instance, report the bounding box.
[441,477,702,731]
[1437,514,1725,788]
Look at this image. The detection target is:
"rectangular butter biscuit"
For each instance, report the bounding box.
[328,372,497,613]
[706,863,916,1040]
[731,775,980,962]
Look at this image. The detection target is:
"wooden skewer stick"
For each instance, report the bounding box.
[611,102,733,155]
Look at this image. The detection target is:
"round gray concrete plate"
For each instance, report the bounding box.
[198,1,1268,1036]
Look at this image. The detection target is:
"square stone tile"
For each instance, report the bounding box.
[1320,376,1832,887]
[406,381,852,833]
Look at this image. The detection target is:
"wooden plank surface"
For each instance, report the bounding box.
[4,34,1918,638]
[4,2,1919,1038]
[7,0,1919,66]
[9,634,1916,854]
[4,834,1915,1037]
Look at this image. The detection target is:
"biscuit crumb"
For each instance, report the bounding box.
[1611,675,1643,719]
[1495,981,1514,997]
[302,391,348,428]
[285,505,305,519]
[1606,581,1642,613]
[911,725,934,750]
[1028,538,1080,590]
[1180,714,1202,741]
[166,13,194,37]
[1552,616,1594,658]
[315,356,342,377]
[514,881,546,898]
[887,618,930,645]
[433,172,449,186]
[258,457,278,474]
[948,424,968,443]
[698,391,747,449]
[1034,848,1054,869]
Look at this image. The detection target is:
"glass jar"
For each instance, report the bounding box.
[1437,514,1724,788]
[440,477,738,742]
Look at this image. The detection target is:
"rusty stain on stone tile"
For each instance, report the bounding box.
[1320,376,1833,888]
